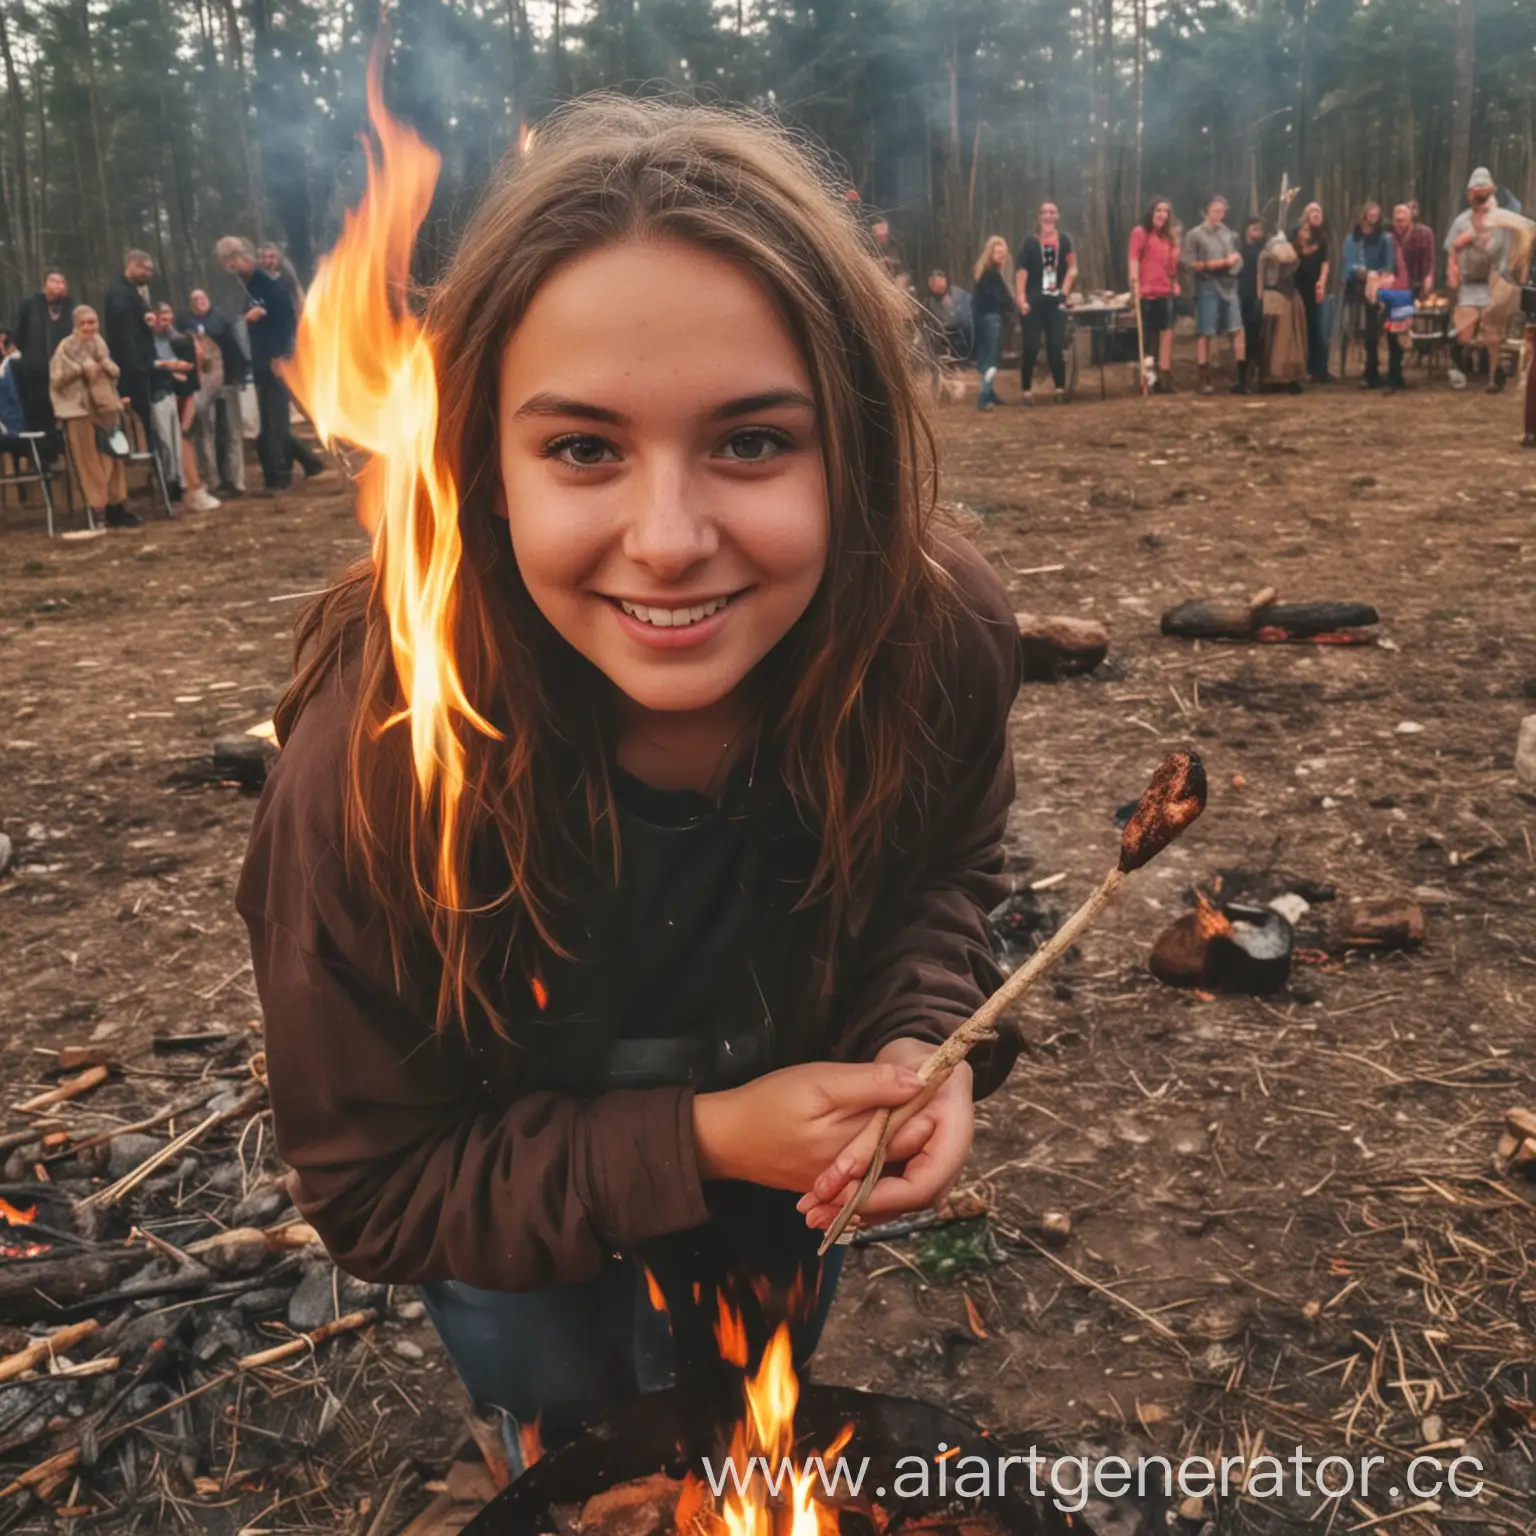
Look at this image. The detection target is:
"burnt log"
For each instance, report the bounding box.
[1162,595,1379,642]
[0,1250,146,1323]
[1015,612,1109,680]
[1330,899,1427,951]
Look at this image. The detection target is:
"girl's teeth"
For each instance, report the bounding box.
[620,597,728,626]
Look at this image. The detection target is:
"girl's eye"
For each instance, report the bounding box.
[545,434,619,468]
[717,429,792,464]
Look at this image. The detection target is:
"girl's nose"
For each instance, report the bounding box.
[621,459,718,579]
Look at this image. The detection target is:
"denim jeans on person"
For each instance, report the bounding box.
[1139,296,1173,361]
[194,384,246,493]
[974,312,1002,405]
[1195,285,1242,338]
[1021,299,1068,392]
[419,1184,843,1474]
[149,393,183,499]
[253,361,295,488]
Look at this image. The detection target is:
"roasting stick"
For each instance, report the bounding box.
[818,751,1208,1254]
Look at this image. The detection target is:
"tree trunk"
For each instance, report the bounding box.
[943,12,966,278]
[0,2,34,281]
[76,0,116,263]
[1447,0,1475,220]
[1133,0,1145,222]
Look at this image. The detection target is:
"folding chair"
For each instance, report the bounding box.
[0,432,67,538]
[122,409,175,518]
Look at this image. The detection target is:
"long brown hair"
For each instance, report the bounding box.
[279,95,956,1037]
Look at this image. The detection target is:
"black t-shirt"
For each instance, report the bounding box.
[1015,232,1074,305]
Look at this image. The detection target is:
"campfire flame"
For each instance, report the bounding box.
[683,1298,849,1536]
[519,1416,544,1470]
[285,43,497,908]
[1192,891,1234,941]
[0,1197,37,1226]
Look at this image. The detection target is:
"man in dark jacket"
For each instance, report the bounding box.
[103,249,158,442]
[12,269,75,452]
[217,234,325,492]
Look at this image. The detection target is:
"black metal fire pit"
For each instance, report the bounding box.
[461,1379,1089,1536]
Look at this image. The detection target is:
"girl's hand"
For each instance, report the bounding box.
[795,1037,974,1232]
[692,1059,927,1192]
[1316,281,1325,301]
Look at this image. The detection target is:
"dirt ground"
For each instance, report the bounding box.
[2,372,1534,1535]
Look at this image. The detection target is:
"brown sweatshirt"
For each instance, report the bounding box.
[236,531,1022,1292]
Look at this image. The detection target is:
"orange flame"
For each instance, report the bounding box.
[530,976,550,1012]
[518,1416,543,1469]
[0,1198,36,1226]
[714,1292,749,1367]
[643,1264,671,1321]
[1192,892,1234,941]
[716,1309,845,1536]
[286,43,498,908]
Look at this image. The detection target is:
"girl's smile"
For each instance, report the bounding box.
[497,239,829,729]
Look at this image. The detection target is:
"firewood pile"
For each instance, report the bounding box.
[0,1030,444,1531]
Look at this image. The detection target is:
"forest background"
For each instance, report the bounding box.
[0,0,1531,317]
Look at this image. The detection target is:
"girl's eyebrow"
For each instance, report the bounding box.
[510,388,815,425]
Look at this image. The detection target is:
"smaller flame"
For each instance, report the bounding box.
[1192,892,1234,941]
[0,1197,37,1226]
[530,976,549,1012]
[643,1264,670,1320]
[518,1416,543,1469]
[714,1293,749,1367]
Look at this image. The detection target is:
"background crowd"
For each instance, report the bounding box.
[917,166,1535,432]
[1,239,327,530]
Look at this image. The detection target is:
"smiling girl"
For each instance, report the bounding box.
[238,98,1021,1459]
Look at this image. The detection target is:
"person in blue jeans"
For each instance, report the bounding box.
[238,98,1025,1484]
[1182,195,1247,393]
[971,235,1014,409]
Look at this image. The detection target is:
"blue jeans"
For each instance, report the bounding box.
[1196,285,1242,337]
[420,1184,843,1459]
[974,313,1002,403]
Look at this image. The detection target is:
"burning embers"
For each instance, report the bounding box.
[472,1270,1076,1536]
[0,1196,47,1261]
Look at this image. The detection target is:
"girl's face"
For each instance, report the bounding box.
[1305,203,1322,228]
[76,313,99,339]
[1152,202,1169,230]
[1040,203,1059,230]
[497,239,829,720]
[988,239,1004,267]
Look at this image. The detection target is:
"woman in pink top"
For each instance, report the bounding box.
[1129,197,1182,392]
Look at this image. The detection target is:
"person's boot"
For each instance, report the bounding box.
[1487,368,1507,395]
[1199,362,1213,396]
[1230,359,1250,394]
[105,503,142,529]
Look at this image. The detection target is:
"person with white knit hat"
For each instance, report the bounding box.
[1444,166,1533,392]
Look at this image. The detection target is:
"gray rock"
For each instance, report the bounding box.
[232,1184,290,1226]
[340,1275,387,1311]
[203,1163,244,1195]
[287,1262,338,1332]
[0,832,12,877]
[393,1299,427,1321]
[204,1090,246,1114]
[233,1287,292,1316]
[193,1312,247,1363]
[107,1134,166,1181]
[391,1339,425,1362]
[173,1156,200,1184]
